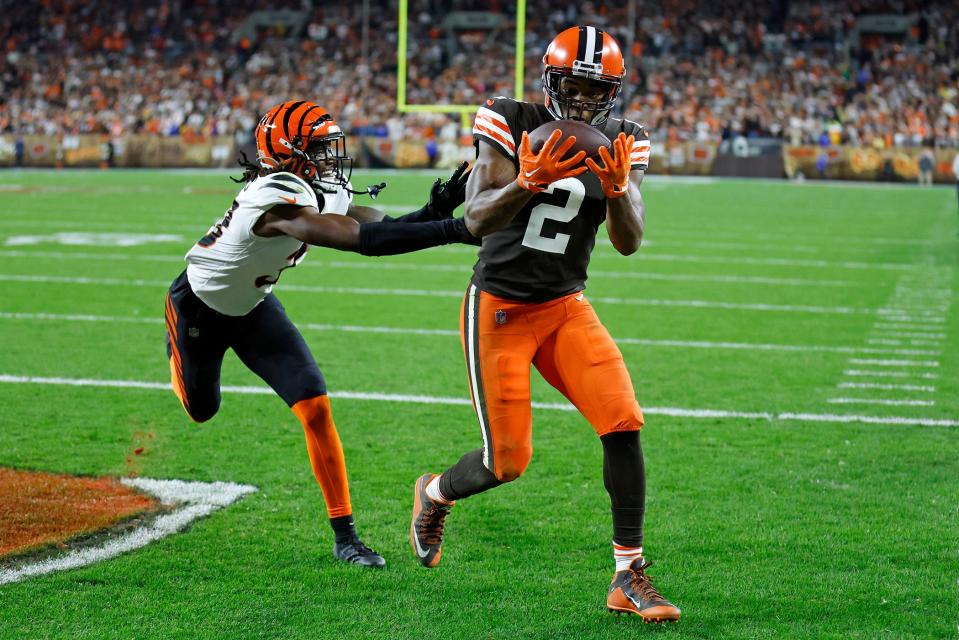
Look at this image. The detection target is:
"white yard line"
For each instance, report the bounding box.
[0,311,942,357]
[0,478,257,585]
[843,369,940,380]
[838,382,936,392]
[0,250,864,288]
[867,339,942,348]
[874,323,951,332]
[0,373,956,428]
[869,331,947,339]
[827,397,935,407]
[0,275,883,315]
[846,358,939,368]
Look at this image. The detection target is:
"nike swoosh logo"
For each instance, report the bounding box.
[279,195,297,205]
[411,522,431,558]
[524,168,540,178]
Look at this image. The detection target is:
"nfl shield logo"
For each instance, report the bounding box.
[188,327,200,338]
[495,310,507,325]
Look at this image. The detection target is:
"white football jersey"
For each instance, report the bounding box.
[185,172,353,316]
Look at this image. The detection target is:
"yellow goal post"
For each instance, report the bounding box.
[396,0,527,130]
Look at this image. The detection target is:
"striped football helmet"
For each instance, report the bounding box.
[255,100,352,192]
[542,26,626,126]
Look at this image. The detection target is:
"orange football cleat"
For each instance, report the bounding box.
[607,558,681,623]
[410,473,454,568]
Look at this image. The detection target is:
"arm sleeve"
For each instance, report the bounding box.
[472,97,518,162]
[357,218,468,256]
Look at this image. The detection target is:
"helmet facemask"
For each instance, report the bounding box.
[543,61,622,126]
[294,130,353,194]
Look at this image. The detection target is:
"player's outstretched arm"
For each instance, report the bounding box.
[346,162,471,224]
[465,132,586,237]
[254,204,476,256]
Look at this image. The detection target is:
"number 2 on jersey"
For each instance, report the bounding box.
[521,178,585,254]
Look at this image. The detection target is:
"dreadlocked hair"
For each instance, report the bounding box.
[230,151,263,184]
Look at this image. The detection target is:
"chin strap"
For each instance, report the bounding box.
[346,182,388,200]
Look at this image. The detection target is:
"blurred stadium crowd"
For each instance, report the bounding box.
[1,0,957,150]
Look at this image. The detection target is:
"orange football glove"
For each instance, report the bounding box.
[585,133,634,199]
[516,130,588,193]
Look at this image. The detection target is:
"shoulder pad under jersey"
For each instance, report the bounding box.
[472,97,521,161]
[246,172,319,210]
[317,181,353,215]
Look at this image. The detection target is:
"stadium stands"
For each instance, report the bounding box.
[1,0,956,150]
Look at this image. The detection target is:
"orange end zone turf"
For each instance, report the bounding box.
[0,468,159,558]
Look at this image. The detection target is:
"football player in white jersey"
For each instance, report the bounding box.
[165,100,475,568]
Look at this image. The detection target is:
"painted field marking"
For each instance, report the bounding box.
[827,397,935,407]
[0,373,956,428]
[874,323,952,332]
[449,247,934,272]
[0,311,943,357]
[843,369,940,380]
[867,339,942,348]
[874,315,946,324]
[4,233,184,247]
[0,250,864,289]
[0,478,257,585]
[846,358,939,368]
[870,331,947,339]
[0,275,884,315]
[838,382,936,392]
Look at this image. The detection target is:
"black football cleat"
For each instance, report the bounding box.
[607,558,681,623]
[410,473,454,567]
[333,536,386,568]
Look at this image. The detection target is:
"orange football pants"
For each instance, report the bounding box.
[460,285,644,482]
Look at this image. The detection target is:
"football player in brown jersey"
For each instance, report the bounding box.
[409,27,681,622]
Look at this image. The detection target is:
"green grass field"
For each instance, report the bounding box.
[0,169,957,639]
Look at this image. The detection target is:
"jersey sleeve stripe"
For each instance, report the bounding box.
[262,182,301,194]
[476,107,511,130]
[475,112,511,136]
[473,125,516,157]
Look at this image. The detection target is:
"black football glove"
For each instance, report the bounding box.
[426,161,471,219]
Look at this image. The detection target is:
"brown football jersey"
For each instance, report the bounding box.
[470,97,650,302]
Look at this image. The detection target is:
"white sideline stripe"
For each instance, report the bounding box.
[847,358,939,368]
[0,478,257,585]
[838,382,936,392]
[844,369,940,380]
[0,275,881,315]
[0,251,863,289]
[827,397,935,407]
[0,311,943,357]
[0,374,956,428]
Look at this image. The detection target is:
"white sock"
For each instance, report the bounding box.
[425,475,452,504]
[614,542,643,572]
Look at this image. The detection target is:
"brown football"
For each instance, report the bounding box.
[527,119,612,162]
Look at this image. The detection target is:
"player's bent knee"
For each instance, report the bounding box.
[492,446,532,482]
[291,394,333,428]
[595,402,645,437]
[184,399,219,424]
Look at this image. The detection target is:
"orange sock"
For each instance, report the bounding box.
[291,395,352,519]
